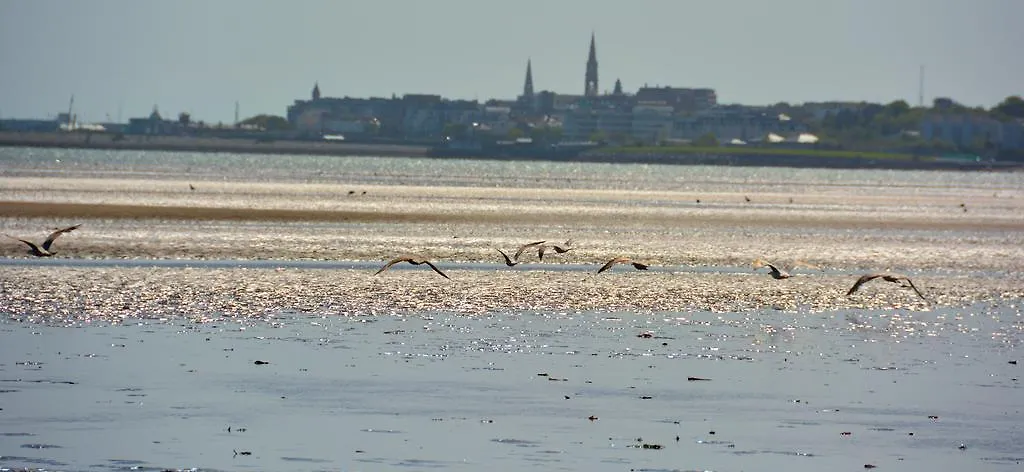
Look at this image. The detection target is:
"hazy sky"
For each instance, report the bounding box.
[1,0,1021,123]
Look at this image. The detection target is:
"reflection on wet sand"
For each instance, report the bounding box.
[0,149,1023,471]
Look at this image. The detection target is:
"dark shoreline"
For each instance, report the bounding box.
[1,131,1019,171]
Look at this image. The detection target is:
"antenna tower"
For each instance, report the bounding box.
[918,65,925,107]
[67,94,75,128]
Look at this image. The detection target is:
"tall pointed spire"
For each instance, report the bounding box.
[585,33,599,97]
[312,82,321,101]
[523,59,535,100]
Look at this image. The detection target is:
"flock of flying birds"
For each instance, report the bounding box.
[370,240,927,302]
[5,226,928,302]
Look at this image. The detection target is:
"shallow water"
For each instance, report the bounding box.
[1,306,1022,471]
[1,148,1023,471]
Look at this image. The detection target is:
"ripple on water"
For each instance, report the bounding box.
[20,443,62,449]
[279,456,332,463]
[0,455,67,467]
[393,458,456,468]
[491,438,542,447]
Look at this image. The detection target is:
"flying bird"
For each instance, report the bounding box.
[597,257,649,274]
[373,256,450,279]
[538,239,574,261]
[496,248,521,267]
[846,273,926,300]
[5,224,81,257]
[752,260,791,279]
[513,240,547,261]
[752,258,821,279]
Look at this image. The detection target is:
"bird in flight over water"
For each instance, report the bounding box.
[373,256,451,279]
[846,273,927,300]
[513,240,547,261]
[538,239,574,261]
[496,248,522,267]
[752,259,792,279]
[597,257,649,274]
[5,224,81,257]
[752,258,821,278]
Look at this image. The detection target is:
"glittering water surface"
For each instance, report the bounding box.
[0,307,1021,472]
[3,146,1024,191]
[1,148,1023,471]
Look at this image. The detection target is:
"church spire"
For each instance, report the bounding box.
[312,82,321,101]
[613,78,623,96]
[585,33,599,97]
[523,59,535,100]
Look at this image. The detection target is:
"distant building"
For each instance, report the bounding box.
[635,86,717,113]
[631,103,673,143]
[517,59,535,111]
[585,33,599,97]
[0,118,60,132]
[672,105,802,142]
[921,113,1024,150]
[287,83,407,138]
[127,107,176,135]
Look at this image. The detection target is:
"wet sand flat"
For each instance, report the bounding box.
[2,265,1021,323]
[3,172,1024,318]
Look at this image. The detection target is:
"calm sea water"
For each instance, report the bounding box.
[1,307,1021,472]
[2,147,1022,193]
[1,148,1022,471]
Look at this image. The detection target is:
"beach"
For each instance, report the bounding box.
[2,148,1022,471]
[1,157,1023,319]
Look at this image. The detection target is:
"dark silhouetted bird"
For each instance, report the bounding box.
[846,273,926,300]
[752,259,791,279]
[373,256,450,279]
[496,249,522,267]
[538,239,574,261]
[597,257,649,274]
[5,224,81,257]
[513,240,547,261]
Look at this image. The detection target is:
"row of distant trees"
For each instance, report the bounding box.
[176,112,292,131]
[778,96,1024,152]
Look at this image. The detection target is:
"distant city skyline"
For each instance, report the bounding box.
[1,0,1021,123]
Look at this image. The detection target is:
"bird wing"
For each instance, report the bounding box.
[767,263,790,278]
[514,241,546,260]
[846,273,883,296]
[7,235,42,253]
[42,224,80,251]
[496,249,516,266]
[631,262,649,271]
[373,257,410,276]
[597,257,626,274]
[422,260,451,279]
[552,240,574,253]
[901,277,927,300]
